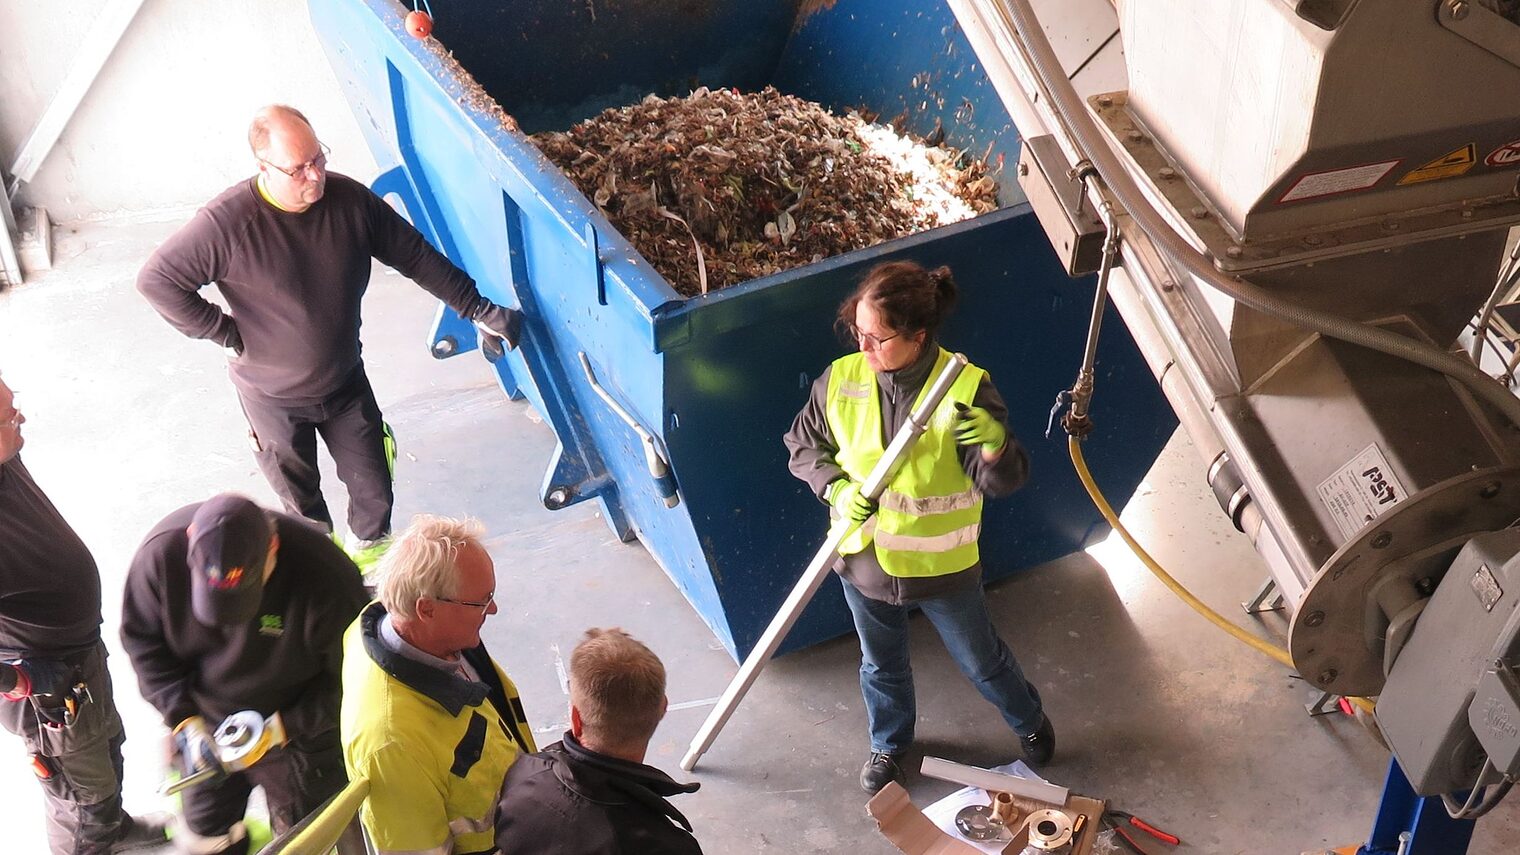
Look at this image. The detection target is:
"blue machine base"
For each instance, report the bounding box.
[1359,760,1475,855]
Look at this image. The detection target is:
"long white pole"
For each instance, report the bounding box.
[681,352,970,771]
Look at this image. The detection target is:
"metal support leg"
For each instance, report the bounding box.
[0,175,22,287]
[1305,690,1341,717]
[1242,577,1285,614]
[1358,760,1475,855]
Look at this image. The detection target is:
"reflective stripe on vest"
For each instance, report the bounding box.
[824,348,987,578]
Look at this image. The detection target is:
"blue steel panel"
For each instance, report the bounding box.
[309,0,1177,661]
[425,0,798,134]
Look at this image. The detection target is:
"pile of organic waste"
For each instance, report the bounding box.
[531,86,999,297]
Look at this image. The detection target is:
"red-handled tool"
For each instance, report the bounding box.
[1102,809,1180,852]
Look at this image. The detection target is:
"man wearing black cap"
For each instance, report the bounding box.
[0,373,170,854]
[120,493,368,854]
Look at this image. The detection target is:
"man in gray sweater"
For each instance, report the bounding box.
[137,104,521,572]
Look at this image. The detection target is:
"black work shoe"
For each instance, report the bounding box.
[112,812,171,852]
[860,752,905,794]
[1020,716,1056,766]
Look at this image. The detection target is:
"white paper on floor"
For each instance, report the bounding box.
[919,760,1050,854]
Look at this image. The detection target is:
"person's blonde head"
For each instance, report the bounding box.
[570,628,666,750]
[377,515,484,621]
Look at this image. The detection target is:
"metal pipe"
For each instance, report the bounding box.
[1470,262,1516,363]
[681,354,970,771]
[992,0,1520,430]
[1065,191,1121,431]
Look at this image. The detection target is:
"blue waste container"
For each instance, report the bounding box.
[308,0,1177,660]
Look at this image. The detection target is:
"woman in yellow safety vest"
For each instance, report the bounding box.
[784,260,1055,795]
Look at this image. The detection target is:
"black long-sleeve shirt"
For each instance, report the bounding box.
[136,173,486,406]
[0,457,102,657]
[784,342,1030,604]
[120,502,368,738]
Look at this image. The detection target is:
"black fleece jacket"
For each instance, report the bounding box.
[0,456,102,657]
[137,173,487,406]
[496,732,703,855]
[120,502,368,738]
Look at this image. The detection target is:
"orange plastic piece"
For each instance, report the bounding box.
[405,10,433,39]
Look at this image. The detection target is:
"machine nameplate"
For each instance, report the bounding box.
[1316,443,1406,540]
[1279,160,1400,203]
[1397,144,1477,185]
[1472,564,1504,613]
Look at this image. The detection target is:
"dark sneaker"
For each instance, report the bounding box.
[860,752,904,794]
[1020,716,1056,766]
[112,812,170,852]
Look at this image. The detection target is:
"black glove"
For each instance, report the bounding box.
[4,659,76,727]
[216,318,244,357]
[1,658,72,700]
[470,301,523,358]
[0,662,21,695]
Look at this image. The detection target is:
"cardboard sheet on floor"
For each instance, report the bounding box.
[865,761,1105,855]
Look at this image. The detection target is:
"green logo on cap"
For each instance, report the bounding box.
[258,615,284,637]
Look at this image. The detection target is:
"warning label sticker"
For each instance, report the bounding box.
[1316,443,1407,540]
[1398,143,1477,185]
[1486,138,1520,168]
[1279,160,1400,203]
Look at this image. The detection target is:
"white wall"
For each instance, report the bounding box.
[0,0,378,223]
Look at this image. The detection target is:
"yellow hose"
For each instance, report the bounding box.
[1068,436,1375,714]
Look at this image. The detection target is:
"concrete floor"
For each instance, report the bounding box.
[2,218,1517,854]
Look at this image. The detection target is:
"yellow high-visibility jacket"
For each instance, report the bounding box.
[825,348,987,578]
[341,602,535,855]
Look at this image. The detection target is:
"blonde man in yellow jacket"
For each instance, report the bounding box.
[341,515,535,855]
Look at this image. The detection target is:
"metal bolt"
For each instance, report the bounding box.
[1461,208,1475,220]
[1160,280,1175,292]
[1481,481,1502,499]
[1190,206,1208,220]
[1449,0,1469,19]
[1305,611,1325,627]
[431,336,458,358]
[547,487,571,506]
[1018,162,1029,177]
[1096,94,1113,108]
[1126,129,1144,143]
[1396,831,1412,855]
[1372,531,1393,549]
[1303,235,1324,247]
[1416,576,1437,596]
[1319,668,1338,684]
[1225,246,1244,259]
[1158,167,1176,180]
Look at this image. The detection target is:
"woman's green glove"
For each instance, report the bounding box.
[955,404,1007,452]
[828,479,878,523]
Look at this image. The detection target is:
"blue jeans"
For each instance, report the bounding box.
[841,578,1044,755]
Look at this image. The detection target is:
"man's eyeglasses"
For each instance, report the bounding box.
[850,325,904,350]
[261,142,330,180]
[435,590,495,611]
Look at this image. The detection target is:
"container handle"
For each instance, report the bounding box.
[578,352,679,508]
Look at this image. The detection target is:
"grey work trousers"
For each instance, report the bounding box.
[0,641,131,855]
